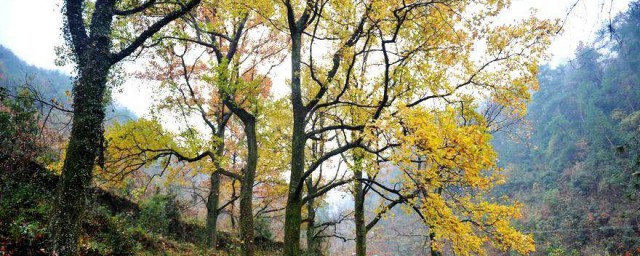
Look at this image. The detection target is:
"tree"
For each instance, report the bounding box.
[160,1,289,254]
[50,0,200,254]
[101,2,288,254]
[139,42,237,249]
[265,0,557,254]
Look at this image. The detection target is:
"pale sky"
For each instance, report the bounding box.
[0,0,632,116]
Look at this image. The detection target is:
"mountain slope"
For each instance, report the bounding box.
[0,45,135,121]
[493,4,640,254]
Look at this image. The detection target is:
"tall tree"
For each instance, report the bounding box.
[267,0,557,254]
[141,42,237,249]
[139,1,287,254]
[50,0,200,254]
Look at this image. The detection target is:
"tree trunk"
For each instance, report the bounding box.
[231,203,237,230]
[50,2,116,254]
[206,171,220,248]
[305,177,321,255]
[284,186,303,256]
[206,116,226,249]
[353,154,366,256]
[50,60,110,255]
[284,31,306,256]
[239,119,257,256]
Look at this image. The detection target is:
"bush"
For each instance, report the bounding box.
[254,216,273,240]
[138,194,174,235]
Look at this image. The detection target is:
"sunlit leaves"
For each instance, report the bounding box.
[383,107,534,254]
[98,118,209,192]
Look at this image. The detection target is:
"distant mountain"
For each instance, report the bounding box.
[0,45,135,122]
[0,45,72,104]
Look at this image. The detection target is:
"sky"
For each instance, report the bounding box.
[0,0,65,70]
[0,0,632,116]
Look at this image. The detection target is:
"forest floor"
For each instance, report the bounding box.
[0,162,282,255]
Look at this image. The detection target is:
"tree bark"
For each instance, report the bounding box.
[353,154,366,256]
[284,30,306,256]
[206,171,220,248]
[239,119,257,256]
[206,112,227,249]
[305,177,322,255]
[50,56,110,255]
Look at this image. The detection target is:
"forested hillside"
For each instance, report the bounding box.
[494,4,640,254]
[0,45,71,101]
[0,45,135,122]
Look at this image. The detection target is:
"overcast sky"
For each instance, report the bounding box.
[0,0,632,116]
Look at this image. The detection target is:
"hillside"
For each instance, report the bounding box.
[0,45,135,122]
[493,4,640,255]
[0,159,282,255]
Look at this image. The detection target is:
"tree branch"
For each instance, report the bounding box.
[110,0,201,64]
[113,0,157,16]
